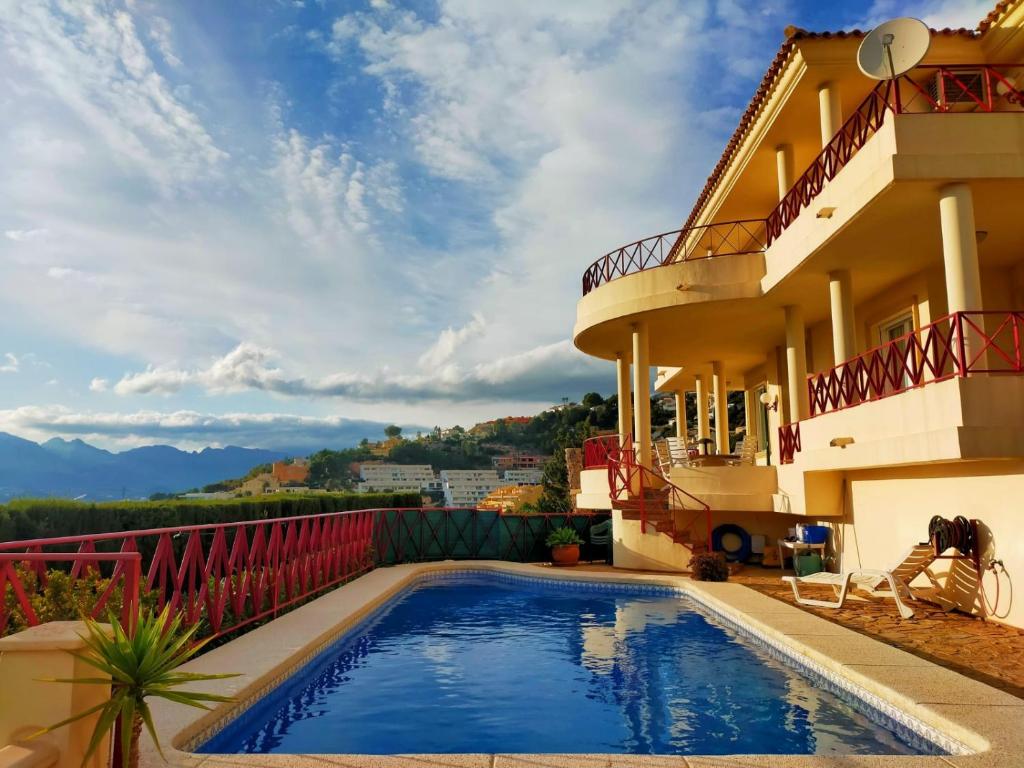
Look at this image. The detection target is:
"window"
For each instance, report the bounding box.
[879,313,915,391]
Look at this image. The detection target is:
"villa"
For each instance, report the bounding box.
[574,1,1024,630]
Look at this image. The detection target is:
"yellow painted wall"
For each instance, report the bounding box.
[833,461,1024,627]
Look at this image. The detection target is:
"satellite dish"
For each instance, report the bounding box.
[857,17,931,80]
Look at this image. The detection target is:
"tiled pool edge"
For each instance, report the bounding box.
[142,561,1019,768]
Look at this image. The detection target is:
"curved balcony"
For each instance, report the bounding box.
[580,219,767,296]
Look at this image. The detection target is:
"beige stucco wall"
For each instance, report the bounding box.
[830,461,1024,628]
[610,511,692,572]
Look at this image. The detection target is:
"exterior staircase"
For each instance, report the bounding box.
[605,438,711,571]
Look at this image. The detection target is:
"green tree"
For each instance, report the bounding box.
[384,424,402,439]
[537,421,592,513]
[581,392,605,409]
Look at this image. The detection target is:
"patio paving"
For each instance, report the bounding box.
[730,567,1024,700]
[541,562,1024,700]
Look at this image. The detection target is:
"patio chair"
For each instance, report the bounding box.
[782,543,951,619]
[589,519,612,564]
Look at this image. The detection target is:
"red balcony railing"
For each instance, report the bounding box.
[583,434,625,467]
[581,219,767,296]
[778,423,801,465]
[0,507,607,640]
[766,64,1024,246]
[807,311,1024,417]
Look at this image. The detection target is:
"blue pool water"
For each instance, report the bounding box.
[200,574,931,756]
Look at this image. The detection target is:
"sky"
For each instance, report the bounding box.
[0,0,992,452]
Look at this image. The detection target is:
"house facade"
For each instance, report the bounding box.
[574,3,1024,628]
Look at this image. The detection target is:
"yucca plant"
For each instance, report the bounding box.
[36,606,239,768]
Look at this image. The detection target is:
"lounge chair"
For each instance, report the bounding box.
[589,519,612,564]
[782,543,950,619]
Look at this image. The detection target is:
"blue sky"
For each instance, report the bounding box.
[0,0,990,451]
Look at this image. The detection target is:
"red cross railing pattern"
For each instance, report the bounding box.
[0,507,606,640]
[807,311,1024,417]
[581,219,767,296]
[583,434,625,468]
[765,64,1024,246]
[580,64,1024,298]
[777,423,801,466]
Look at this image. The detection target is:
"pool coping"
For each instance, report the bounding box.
[140,561,1024,768]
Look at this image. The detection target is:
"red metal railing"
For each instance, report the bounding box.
[0,507,607,640]
[583,434,624,468]
[808,311,1024,417]
[0,552,141,635]
[606,438,712,550]
[766,64,1024,245]
[778,423,801,465]
[581,219,767,296]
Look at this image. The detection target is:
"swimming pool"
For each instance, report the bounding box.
[199,572,938,756]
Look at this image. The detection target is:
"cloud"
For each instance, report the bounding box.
[0,354,19,374]
[418,313,486,368]
[860,0,993,29]
[1,0,226,192]
[0,405,405,450]
[4,229,48,242]
[110,336,608,403]
[89,377,110,392]
[147,16,182,69]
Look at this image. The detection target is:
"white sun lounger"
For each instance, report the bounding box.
[782,543,949,619]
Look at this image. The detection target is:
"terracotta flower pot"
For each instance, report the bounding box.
[551,544,580,567]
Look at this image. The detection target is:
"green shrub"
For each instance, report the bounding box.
[545,527,583,547]
[0,492,421,543]
[690,551,729,582]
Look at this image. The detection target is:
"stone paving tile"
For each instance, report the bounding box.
[730,568,1024,700]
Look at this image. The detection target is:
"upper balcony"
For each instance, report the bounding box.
[778,310,1024,469]
[574,64,1024,364]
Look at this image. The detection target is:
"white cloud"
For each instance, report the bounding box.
[860,0,993,29]
[0,1,226,193]
[89,377,110,392]
[0,354,19,374]
[418,313,486,368]
[109,336,608,403]
[147,16,182,69]
[0,405,402,451]
[5,228,49,242]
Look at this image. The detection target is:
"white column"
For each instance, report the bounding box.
[939,183,984,371]
[695,374,710,445]
[712,361,729,455]
[785,305,810,422]
[632,323,652,469]
[674,391,685,439]
[818,82,843,148]
[615,352,632,444]
[775,144,794,200]
[828,269,856,364]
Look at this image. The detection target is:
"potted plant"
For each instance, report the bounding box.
[36,607,238,768]
[546,526,584,567]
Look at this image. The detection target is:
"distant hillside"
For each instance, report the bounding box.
[0,433,285,501]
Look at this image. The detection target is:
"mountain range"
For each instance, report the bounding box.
[0,432,287,502]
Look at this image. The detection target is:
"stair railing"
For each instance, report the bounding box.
[607,438,711,551]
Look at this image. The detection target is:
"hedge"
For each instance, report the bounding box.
[0,492,422,543]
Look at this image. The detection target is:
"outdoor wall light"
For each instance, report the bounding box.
[816,206,837,219]
[830,436,855,448]
[976,230,988,244]
[759,392,778,411]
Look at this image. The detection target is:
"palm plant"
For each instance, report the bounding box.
[37,606,238,768]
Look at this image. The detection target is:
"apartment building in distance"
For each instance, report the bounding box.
[501,469,544,485]
[574,3,1024,628]
[441,469,502,507]
[491,451,547,472]
[358,464,435,493]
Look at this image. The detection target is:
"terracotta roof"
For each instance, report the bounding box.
[678,12,996,233]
